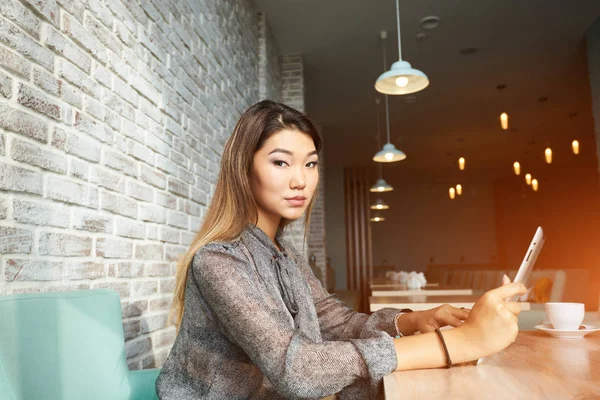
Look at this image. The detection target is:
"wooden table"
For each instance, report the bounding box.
[371,284,474,297]
[384,331,600,399]
[370,279,440,289]
[369,295,534,312]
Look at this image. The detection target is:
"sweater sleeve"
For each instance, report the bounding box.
[191,243,397,399]
[290,246,402,342]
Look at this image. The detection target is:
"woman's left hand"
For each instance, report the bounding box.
[397,305,471,336]
[411,305,470,333]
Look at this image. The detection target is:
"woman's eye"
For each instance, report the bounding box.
[273,160,288,167]
[306,161,319,168]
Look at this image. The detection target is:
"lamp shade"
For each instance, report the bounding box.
[370,198,390,210]
[370,213,385,222]
[375,61,429,95]
[373,143,407,162]
[370,178,393,192]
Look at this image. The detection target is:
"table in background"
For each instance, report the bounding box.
[369,294,535,312]
[384,331,600,399]
[371,284,474,297]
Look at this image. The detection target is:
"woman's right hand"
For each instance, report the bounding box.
[457,278,527,358]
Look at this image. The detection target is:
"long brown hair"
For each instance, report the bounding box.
[169,100,322,328]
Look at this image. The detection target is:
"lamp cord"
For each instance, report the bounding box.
[396,0,402,60]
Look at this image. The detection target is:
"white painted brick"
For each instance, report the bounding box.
[56,0,84,21]
[33,67,60,96]
[60,82,83,109]
[155,153,177,175]
[114,216,146,240]
[46,174,99,208]
[58,59,100,100]
[0,103,48,142]
[159,226,179,244]
[0,162,43,195]
[104,148,137,177]
[90,165,126,193]
[0,18,53,71]
[145,132,170,157]
[11,137,67,173]
[147,263,170,277]
[165,245,184,262]
[190,186,208,205]
[104,91,135,122]
[132,281,159,299]
[84,13,121,56]
[44,26,91,73]
[74,111,112,143]
[140,313,166,334]
[116,262,145,278]
[122,299,147,318]
[93,62,112,88]
[159,277,175,294]
[167,210,188,229]
[135,243,163,260]
[139,96,162,123]
[12,198,68,228]
[5,259,62,281]
[83,96,105,120]
[19,0,60,27]
[72,207,113,233]
[126,179,153,202]
[69,157,90,180]
[107,48,130,81]
[139,164,166,189]
[139,203,166,224]
[100,189,137,218]
[39,231,92,256]
[146,224,158,240]
[97,237,133,258]
[66,261,106,280]
[113,76,139,106]
[0,70,11,98]
[88,2,113,28]
[17,83,64,121]
[91,281,131,299]
[181,231,196,246]
[131,73,160,105]
[52,127,101,163]
[0,226,34,253]
[125,337,151,360]
[121,118,145,143]
[155,191,176,210]
[0,44,31,78]
[0,0,41,40]
[127,139,154,163]
[62,13,107,64]
[167,177,188,198]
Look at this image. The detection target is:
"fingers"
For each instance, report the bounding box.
[450,306,470,321]
[505,301,522,316]
[502,274,511,286]
[490,282,527,300]
[443,315,464,328]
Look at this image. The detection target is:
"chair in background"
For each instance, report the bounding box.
[0,289,159,400]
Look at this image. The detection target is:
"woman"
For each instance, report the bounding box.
[155,101,526,399]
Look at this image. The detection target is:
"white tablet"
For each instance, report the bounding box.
[511,226,545,300]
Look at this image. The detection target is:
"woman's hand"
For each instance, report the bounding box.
[413,305,471,334]
[456,278,527,358]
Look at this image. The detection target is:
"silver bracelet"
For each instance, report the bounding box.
[394,312,405,338]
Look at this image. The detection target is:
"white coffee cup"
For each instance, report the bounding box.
[545,302,585,330]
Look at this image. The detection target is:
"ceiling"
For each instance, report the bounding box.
[253,0,600,184]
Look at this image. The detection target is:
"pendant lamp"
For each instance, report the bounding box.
[373,33,406,162]
[375,0,429,95]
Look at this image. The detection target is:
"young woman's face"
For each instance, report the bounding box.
[250,128,319,223]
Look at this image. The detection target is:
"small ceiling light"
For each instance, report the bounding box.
[420,15,441,30]
[458,157,466,171]
[370,213,386,222]
[370,198,390,210]
[572,140,580,155]
[525,173,532,185]
[375,1,429,95]
[500,112,509,130]
[456,184,463,196]
[532,179,539,192]
[370,178,393,193]
[449,187,456,199]
[513,161,521,175]
[545,148,552,164]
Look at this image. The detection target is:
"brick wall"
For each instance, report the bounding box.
[0,0,289,369]
[258,12,281,102]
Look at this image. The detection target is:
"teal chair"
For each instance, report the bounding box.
[0,289,160,400]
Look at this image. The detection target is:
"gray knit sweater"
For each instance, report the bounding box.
[156,224,399,399]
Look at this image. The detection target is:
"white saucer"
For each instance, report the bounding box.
[534,323,600,339]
